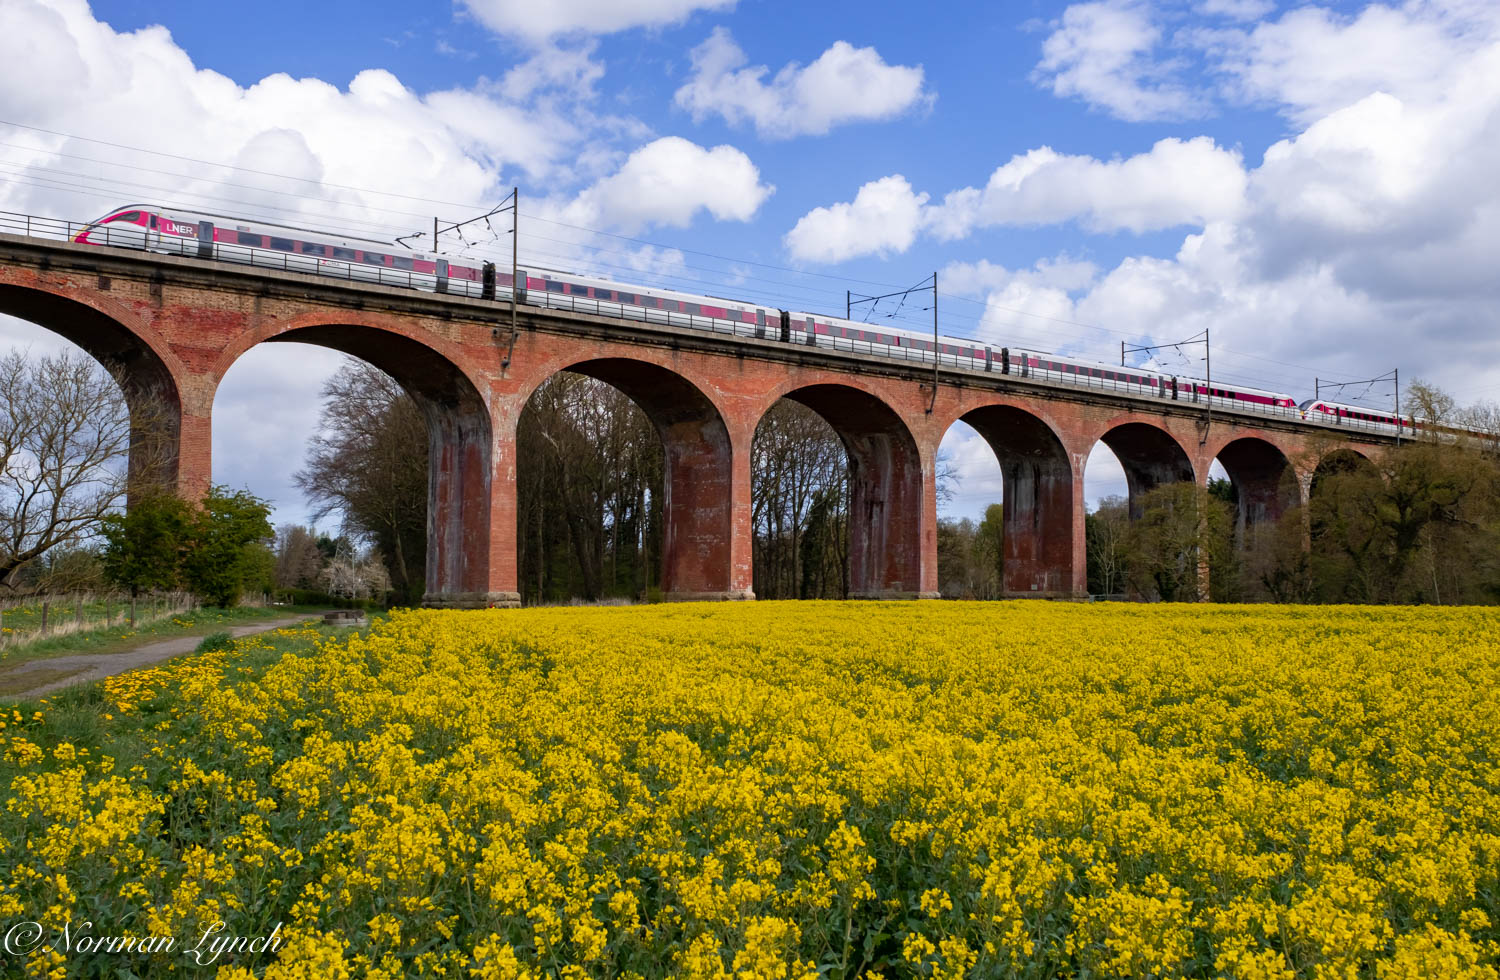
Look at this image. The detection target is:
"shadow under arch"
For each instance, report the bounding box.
[251,324,498,607]
[0,283,184,495]
[526,357,744,600]
[1096,422,1196,518]
[955,404,1077,597]
[771,383,928,598]
[1214,437,1300,540]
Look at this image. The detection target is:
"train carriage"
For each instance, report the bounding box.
[77,202,1426,433]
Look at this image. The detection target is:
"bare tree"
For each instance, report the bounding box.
[518,374,661,603]
[1086,495,1131,598]
[0,349,167,594]
[751,401,847,599]
[274,524,326,590]
[295,363,429,604]
[322,538,391,600]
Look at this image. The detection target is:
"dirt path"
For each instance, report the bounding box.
[0,616,319,701]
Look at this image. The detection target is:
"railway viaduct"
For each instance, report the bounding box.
[0,233,1394,606]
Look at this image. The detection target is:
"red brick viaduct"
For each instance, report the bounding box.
[0,235,1393,607]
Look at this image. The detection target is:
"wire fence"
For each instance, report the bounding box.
[0,591,198,652]
[2,209,1404,438]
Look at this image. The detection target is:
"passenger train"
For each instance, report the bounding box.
[73,204,1418,436]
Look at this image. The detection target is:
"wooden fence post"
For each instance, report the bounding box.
[40,599,50,636]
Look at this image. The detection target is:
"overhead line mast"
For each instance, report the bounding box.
[850,272,938,412]
[1125,330,1212,444]
[400,188,521,369]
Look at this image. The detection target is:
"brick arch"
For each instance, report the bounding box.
[520,356,745,600]
[210,311,493,407]
[0,281,187,496]
[943,401,1077,597]
[758,383,929,598]
[1093,421,1197,518]
[213,316,501,608]
[1210,437,1300,538]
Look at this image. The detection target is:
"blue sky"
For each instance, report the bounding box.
[2,0,1498,527]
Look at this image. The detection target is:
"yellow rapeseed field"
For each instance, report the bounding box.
[1,602,1498,979]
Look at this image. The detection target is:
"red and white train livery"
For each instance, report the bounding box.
[73,204,1409,435]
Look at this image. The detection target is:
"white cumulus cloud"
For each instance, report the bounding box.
[784,175,927,264]
[787,137,1246,263]
[1199,1,1500,124]
[457,0,735,42]
[561,136,773,234]
[1033,0,1209,121]
[929,136,1247,237]
[674,28,930,138]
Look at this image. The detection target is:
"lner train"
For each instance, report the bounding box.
[73,204,1414,436]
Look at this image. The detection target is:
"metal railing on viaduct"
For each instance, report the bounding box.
[0,221,1396,606]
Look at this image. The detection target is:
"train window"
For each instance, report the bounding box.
[148,215,159,229]
[303,244,330,257]
[237,231,263,246]
[597,289,614,301]
[114,211,142,223]
[269,237,295,251]
[684,303,700,314]
[361,252,386,265]
[392,256,413,271]
[546,281,564,293]
[332,247,356,261]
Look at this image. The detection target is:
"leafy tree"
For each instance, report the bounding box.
[1208,476,1237,506]
[1311,439,1500,603]
[99,493,192,600]
[1124,482,1233,602]
[1250,507,1316,603]
[976,504,1004,593]
[179,487,273,608]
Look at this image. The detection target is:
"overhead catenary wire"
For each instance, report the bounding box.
[0,139,1386,393]
[0,162,1353,397]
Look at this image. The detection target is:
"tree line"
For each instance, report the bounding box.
[6,347,1500,608]
[1086,384,1500,603]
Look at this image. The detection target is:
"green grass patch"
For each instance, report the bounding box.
[0,604,327,669]
[193,630,235,654]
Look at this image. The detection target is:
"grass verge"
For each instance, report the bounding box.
[0,604,327,669]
